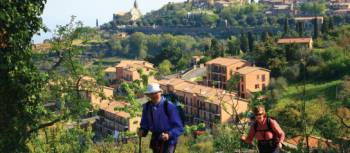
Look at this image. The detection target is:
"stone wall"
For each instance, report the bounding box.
[114,26,281,38]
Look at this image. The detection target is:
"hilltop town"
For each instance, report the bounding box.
[2,0,350,153]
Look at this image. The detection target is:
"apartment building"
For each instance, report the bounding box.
[78,76,113,105]
[277,37,313,49]
[294,17,324,30]
[159,78,249,127]
[205,57,250,89]
[115,60,155,82]
[94,100,141,135]
[236,66,271,98]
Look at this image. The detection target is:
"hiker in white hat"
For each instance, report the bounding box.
[144,83,162,103]
[138,83,184,153]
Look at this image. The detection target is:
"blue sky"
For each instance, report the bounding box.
[33,0,185,43]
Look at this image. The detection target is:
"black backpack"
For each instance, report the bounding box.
[146,99,186,126]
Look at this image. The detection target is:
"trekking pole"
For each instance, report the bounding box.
[138,136,142,153]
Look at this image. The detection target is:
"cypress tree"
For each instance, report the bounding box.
[240,32,248,53]
[321,17,328,34]
[296,21,304,37]
[313,17,319,39]
[248,32,254,52]
[283,17,289,37]
[261,31,269,42]
[329,16,334,30]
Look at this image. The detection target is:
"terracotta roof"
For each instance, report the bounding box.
[81,76,96,82]
[286,135,335,149]
[236,66,270,75]
[104,67,115,73]
[277,37,312,44]
[159,78,248,105]
[115,60,154,69]
[206,57,249,66]
[98,100,131,118]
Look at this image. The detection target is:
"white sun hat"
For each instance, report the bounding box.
[144,83,162,94]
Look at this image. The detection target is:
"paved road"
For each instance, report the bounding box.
[181,67,206,81]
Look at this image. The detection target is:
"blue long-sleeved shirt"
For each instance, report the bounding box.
[140,96,184,145]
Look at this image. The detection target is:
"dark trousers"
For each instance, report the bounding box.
[258,140,280,153]
[150,133,176,153]
[151,144,176,153]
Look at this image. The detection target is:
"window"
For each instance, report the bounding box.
[257,75,260,79]
[262,84,266,90]
[262,75,266,82]
[255,84,259,89]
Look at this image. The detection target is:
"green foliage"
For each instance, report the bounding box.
[0,1,47,152]
[27,124,94,153]
[128,32,147,59]
[213,125,252,153]
[158,59,173,75]
[227,73,241,92]
[300,2,327,16]
[313,17,319,39]
[338,76,350,105]
[226,36,240,56]
[201,13,219,27]
[240,32,248,53]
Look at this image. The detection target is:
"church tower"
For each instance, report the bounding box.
[133,0,138,9]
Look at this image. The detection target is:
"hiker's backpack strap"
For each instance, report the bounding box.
[164,100,170,119]
[253,118,273,132]
[267,118,272,131]
[267,118,280,143]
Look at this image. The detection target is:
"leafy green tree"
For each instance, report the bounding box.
[201,13,219,27]
[227,36,240,56]
[0,1,47,151]
[159,59,173,75]
[283,64,300,81]
[338,76,350,105]
[210,38,220,58]
[177,57,190,71]
[300,2,327,16]
[267,77,288,108]
[129,32,148,58]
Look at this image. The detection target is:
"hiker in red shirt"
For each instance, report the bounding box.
[241,105,285,153]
